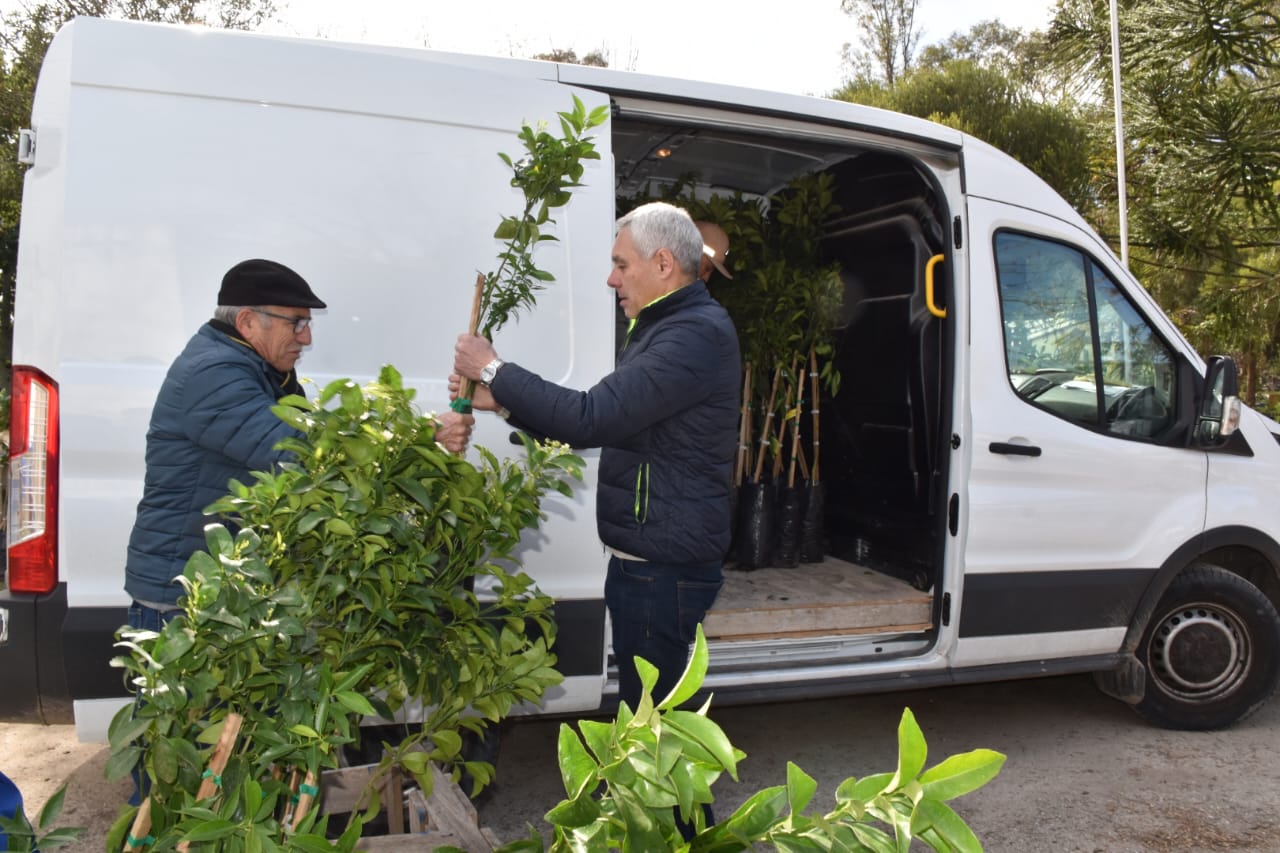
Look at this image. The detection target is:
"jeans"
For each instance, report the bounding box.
[126,600,182,806]
[127,600,182,632]
[604,556,723,709]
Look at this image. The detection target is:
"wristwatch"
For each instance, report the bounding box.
[479,357,505,387]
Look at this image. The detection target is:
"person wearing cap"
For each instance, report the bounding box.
[451,202,741,715]
[696,220,733,283]
[123,259,474,630]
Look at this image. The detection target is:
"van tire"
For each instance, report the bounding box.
[1134,564,1280,730]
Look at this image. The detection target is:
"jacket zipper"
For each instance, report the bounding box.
[633,463,650,524]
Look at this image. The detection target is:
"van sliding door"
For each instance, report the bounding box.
[960,197,1207,669]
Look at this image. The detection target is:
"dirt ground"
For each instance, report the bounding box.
[4,673,1279,851]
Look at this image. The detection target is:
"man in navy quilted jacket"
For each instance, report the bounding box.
[124,259,473,631]
[453,202,741,710]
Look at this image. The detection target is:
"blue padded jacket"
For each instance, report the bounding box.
[124,322,303,604]
[492,281,741,564]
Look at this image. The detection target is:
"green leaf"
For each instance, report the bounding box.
[400,751,430,776]
[577,719,614,765]
[325,518,355,537]
[104,745,142,783]
[153,736,180,784]
[430,729,463,760]
[657,623,707,710]
[339,381,364,413]
[394,476,434,512]
[910,798,983,853]
[544,790,601,829]
[890,707,928,789]
[663,712,739,778]
[334,691,377,717]
[785,761,818,815]
[333,663,376,693]
[155,628,196,665]
[494,218,520,240]
[844,771,894,803]
[36,785,66,830]
[203,523,235,556]
[634,656,660,703]
[243,779,263,824]
[182,819,239,841]
[556,723,598,800]
[34,826,85,846]
[296,510,328,534]
[919,749,1007,801]
[723,785,789,839]
[107,713,152,750]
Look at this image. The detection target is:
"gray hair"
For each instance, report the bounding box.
[617,202,703,278]
[214,305,266,328]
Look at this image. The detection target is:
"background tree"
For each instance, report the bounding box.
[833,21,1093,211]
[839,0,922,87]
[1047,0,1280,404]
[0,0,276,395]
[530,46,609,67]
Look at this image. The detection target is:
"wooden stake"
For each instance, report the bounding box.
[734,362,753,487]
[290,770,320,833]
[280,768,302,835]
[778,353,798,481]
[796,438,810,482]
[196,713,242,801]
[751,365,782,484]
[787,357,804,489]
[176,712,243,852]
[122,798,152,852]
[455,273,487,415]
[809,348,822,483]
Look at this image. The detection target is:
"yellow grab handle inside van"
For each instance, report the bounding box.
[926,254,947,319]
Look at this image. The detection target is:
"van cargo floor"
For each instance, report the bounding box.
[704,557,933,641]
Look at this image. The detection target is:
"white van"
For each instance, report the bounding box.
[3,17,1277,742]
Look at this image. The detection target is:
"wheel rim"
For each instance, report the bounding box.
[1147,601,1251,703]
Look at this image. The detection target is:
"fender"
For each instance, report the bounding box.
[1096,525,1280,704]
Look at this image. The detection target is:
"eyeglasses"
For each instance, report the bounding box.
[253,308,313,334]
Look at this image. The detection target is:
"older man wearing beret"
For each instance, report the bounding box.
[123,259,473,630]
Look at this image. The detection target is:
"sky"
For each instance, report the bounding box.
[255,0,1058,96]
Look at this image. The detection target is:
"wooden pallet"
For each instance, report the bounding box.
[704,557,933,641]
[324,762,498,851]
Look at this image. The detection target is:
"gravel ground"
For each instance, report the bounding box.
[4,673,1279,851]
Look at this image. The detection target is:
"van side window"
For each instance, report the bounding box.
[995,232,1176,439]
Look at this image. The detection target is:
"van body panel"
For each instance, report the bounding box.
[960,197,1210,662]
[951,628,1128,668]
[558,65,966,152]
[31,18,617,617]
[1204,411,1280,537]
[11,18,619,725]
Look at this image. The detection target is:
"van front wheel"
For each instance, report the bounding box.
[1135,564,1280,730]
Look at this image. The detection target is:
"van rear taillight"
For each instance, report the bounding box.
[7,366,59,594]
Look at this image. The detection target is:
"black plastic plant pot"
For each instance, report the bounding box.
[800,481,827,563]
[737,481,776,570]
[774,485,803,568]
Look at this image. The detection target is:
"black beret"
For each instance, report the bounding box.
[218,259,326,309]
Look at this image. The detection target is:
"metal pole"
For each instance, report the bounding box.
[1110,0,1129,268]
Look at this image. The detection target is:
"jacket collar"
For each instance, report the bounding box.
[204,320,304,397]
[627,279,708,336]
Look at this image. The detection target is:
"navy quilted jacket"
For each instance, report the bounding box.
[125,322,303,604]
[492,281,741,564]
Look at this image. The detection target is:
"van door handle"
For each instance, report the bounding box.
[989,442,1042,457]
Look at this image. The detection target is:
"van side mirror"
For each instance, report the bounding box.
[1196,355,1242,446]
